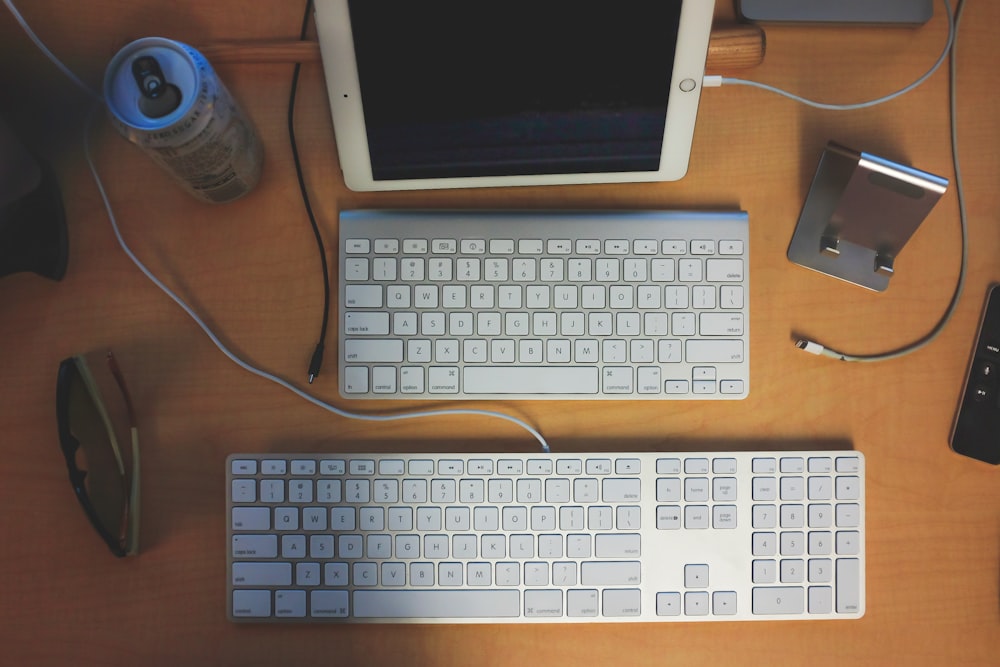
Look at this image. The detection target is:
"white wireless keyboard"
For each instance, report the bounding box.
[227,450,865,623]
[338,210,749,400]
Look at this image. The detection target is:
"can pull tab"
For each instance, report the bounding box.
[131,56,182,118]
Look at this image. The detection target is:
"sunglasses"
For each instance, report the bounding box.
[56,351,140,557]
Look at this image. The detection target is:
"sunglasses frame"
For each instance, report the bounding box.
[56,351,140,557]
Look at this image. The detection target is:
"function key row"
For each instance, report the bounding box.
[231,458,644,478]
[232,456,861,478]
[653,456,858,475]
[345,239,745,257]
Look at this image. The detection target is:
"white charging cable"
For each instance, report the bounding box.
[705,0,969,362]
[3,0,551,452]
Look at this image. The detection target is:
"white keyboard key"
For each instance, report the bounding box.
[345,258,368,281]
[232,507,270,531]
[603,589,641,617]
[665,380,689,394]
[232,535,277,558]
[836,503,862,527]
[721,380,745,394]
[310,590,349,618]
[685,591,710,615]
[753,587,804,615]
[567,589,600,617]
[685,564,710,588]
[428,367,460,394]
[836,476,861,500]
[464,367,599,394]
[231,459,257,475]
[344,285,382,308]
[720,240,744,255]
[232,562,292,587]
[525,590,563,617]
[345,238,370,254]
[714,591,739,615]
[836,559,862,613]
[401,239,426,253]
[344,312,390,336]
[355,591,520,618]
[581,561,641,586]
[686,340,745,363]
[691,240,716,255]
[721,285,744,308]
[602,367,633,394]
[809,586,833,614]
[232,590,272,618]
[375,239,399,254]
[275,590,307,618]
[231,479,255,503]
[706,258,744,282]
[344,340,403,363]
[753,559,777,584]
[432,239,457,254]
[700,313,744,336]
[595,534,641,558]
[656,592,682,616]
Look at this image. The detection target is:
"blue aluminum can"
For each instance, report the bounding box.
[104,37,263,203]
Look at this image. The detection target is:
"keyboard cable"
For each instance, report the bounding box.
[2,0,552,454]
[703,0,969,362]
[287,0,331,385]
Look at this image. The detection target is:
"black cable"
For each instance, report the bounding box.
[287,0,329,383]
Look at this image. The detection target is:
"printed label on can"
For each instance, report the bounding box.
[104,37,263,204]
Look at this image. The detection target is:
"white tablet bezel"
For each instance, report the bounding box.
[314,0,715,192]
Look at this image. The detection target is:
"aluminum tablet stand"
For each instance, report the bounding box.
[787,142,948,292]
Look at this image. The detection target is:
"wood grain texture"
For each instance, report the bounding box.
[0,1,998,666]
[198,24,765,72]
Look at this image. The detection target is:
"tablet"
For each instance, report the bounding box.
[313,0,715,191]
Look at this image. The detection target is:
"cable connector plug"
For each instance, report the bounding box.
[795,339,826,356]
[702,75,723,88]
[307,341,325,384]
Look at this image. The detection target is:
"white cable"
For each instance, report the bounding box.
[80,115,550,450]
[793,0,968,362]
[2,0,102,101]
[718,0,956,111]
[4,0,550,453]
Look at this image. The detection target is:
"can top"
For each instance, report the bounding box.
[104,37,202,130]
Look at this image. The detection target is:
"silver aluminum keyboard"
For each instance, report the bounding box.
[227,450,865,623]
[338,210,749,400]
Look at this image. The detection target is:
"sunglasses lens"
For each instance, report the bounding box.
[64,359,128,548]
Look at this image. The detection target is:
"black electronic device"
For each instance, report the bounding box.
[0,115,67,281]
[737,0,933,25]
[950,285,1000,464]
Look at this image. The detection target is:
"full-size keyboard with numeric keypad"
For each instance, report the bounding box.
[227,450,865,623]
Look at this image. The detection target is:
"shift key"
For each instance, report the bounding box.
[344,340,404,363]
[232,562,292,587]
[581,561,641,585]
[686,340,744,363]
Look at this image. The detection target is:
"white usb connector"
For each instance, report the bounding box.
[795,339,826,356]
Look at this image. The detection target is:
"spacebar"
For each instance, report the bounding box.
[353,590,521,618]
[464,367,600,394]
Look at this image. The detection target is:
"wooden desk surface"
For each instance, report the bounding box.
[1,1,997,665]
